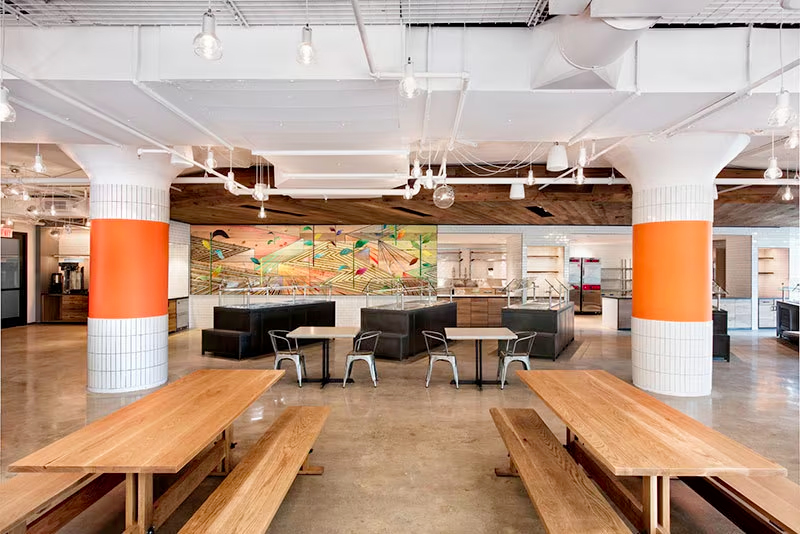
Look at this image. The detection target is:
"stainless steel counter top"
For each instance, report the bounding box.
[365,300,454,311]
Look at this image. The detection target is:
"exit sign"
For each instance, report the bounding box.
[1,227,13,238]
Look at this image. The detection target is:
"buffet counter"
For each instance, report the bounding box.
[777,300,799,343]
[437,295,520,327]
[501,301,575,360]
[361,300,457,360]
[202,300,335,359]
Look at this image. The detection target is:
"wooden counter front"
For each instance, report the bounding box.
[41,294,89,323]
[438,296,520,327]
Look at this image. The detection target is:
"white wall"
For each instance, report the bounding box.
[168,221,190,299]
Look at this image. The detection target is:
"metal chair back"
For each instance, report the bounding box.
[354,330,381,354]
[269,330,297,354]
[422,330,449,355]
[505,331,536,356]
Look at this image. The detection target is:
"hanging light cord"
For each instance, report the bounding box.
[305,0,309,26]
[779,21,785,91]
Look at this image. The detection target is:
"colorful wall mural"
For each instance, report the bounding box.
[190,225,437,295]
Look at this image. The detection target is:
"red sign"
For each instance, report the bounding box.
[0,227,12,238]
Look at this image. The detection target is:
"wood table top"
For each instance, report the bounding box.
[518,370,788,477]
[444,327,517,340]
[287,326,360,339]
[9,369,284,474]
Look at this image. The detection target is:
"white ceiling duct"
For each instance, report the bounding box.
[531,8,656,89]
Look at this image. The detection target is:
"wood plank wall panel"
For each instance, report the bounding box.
[169,167,798,227]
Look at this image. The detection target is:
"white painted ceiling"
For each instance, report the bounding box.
[2,1,800,187]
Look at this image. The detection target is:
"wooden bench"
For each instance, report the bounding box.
[682,474,800,534]
[490,408,631,533]
[179,405,330,533]
[0,472,123,534]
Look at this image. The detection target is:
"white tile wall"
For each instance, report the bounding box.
[758,247,790,298]
[720,235,752,298]
[87,315,169,393]
[168,221,190,299]
[632,184,714,224]
[631,317,712,396]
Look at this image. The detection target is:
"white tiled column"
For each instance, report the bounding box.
[61,145,179,393]
[608,133,750,397]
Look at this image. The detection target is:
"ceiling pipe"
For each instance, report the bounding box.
[568,92,639,146]
[350,0,377,75]
[655,57,800,138]
[2,64,248,192]
[9,96,123,147]
[0,3,39,26]
[254,149,409,157]
[222,0,250,27]
[132,26,234,151]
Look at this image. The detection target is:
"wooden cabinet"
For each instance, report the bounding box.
[439,297,520,327]
[40,294,88,323]
[168,297,190,333]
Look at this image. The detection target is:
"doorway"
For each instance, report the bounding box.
[2,232,28,328]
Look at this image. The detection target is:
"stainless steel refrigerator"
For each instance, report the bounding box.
[568,257,602,313]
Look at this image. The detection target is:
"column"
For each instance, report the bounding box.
[607,133,749,396]
[61,145,180,393]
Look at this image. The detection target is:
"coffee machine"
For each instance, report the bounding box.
[49,272,63,294]
[58,262,85,294]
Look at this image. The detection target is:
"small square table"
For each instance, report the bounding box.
[444,327,517,389]
[288,326,360,388]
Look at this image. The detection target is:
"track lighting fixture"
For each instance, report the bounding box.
[0,86,16,123]
[412,158,422,178]
[399,57,420,99]
[33,144,47,174]
[575,167,585,185]
[577,144,588,167]
[193,7,222,61]
[509,183,525,200]
[297,25,315,65]
[546,143,568,172]
[206,149,217,169]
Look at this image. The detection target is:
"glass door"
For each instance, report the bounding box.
[2,233,27,328]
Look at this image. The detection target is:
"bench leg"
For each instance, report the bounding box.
[138,474,153,534]
[217,425,234,475]
[297,451,324,475]
[658,476,670,533]
[494,454,520,477]
[8,521,26,534]
[126,474,138,530]
[642,476,670,534]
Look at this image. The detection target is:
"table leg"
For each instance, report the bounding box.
[658,476,670,533]
[125,474,137,529]
[322,339,329,388]
[137,473,153,534]
[475,340,482,389]
[643,476,657,533]
[220,424,234,474]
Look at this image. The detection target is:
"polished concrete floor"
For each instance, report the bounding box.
[1,316,798,533]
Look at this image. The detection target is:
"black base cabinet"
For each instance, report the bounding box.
[777,300,800,343]
[360,302,457,360]
[501,303,575,360]
[202,301,335,359]
[712,309,730,361]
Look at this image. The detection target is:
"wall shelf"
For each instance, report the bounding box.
[527,270,560,273]
[758,257,774,260]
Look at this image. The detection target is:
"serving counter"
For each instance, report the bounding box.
[40,293,89,323]
[361,300,457,360]
[601,295,631,330]
[776,300,799,343]
[202,300,335,359]
[501,302,575,360]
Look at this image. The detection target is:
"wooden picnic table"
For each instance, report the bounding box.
[9,369,284,534]
[518,369,787,534]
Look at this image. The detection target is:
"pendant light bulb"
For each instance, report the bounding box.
[768,90,797,127]
[786,128,800,150]
[433,183,455,209]
[193,9,222,61]
[206,149,217,169]
[527,168,535,186]
[5,218,12,227]
[253,183,269,202]
[575,167,585,185]
[0,87,16,123]
[297,25,315,65]
[412,158,422,178]
[49,203,57,216]
[781,185,794,201]
[33,153,47,174]
[764,156,783,180]
[399,57,420,99]
[258,203,267,219]
[546,142,568,172]
[21,190,30,201]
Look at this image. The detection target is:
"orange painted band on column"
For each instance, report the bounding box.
[89,219,168,319]
[632,220,711,322]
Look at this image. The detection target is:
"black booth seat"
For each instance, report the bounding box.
[202,301,335,360]
[501,302,575,361]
